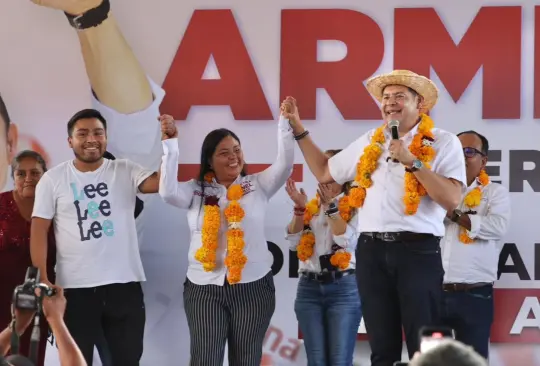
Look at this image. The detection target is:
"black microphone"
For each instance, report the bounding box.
[388,120,400,162]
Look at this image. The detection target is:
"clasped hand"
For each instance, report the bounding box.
[388,140,415,168]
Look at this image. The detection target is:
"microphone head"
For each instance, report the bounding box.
[388,120,400,129]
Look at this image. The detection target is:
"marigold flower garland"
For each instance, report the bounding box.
[224,185,246,284]
[196,172,247,284]
[459,169,490,244]
[348,113,436,215]
[296,194,354,270]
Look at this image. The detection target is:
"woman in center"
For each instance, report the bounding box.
[158,105,295,366]
[285,149,362,366]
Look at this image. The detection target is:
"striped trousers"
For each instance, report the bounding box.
[184,271,276,366]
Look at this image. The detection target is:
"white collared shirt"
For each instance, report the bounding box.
[328,124,467,236]
[285,197,359,273]
[159,116,294,285]
[441,180,511,283]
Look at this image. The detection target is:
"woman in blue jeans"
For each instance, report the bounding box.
[285,150,362,366]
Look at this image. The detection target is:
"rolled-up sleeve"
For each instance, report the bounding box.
[467,184,511,241]
[432,133,467,192]
[285,229,303,251]
[333,213,359,250]
[92,77,165,171]
[328,132,370,185]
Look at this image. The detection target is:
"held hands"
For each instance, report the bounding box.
[388,140,416,168]
[280,96,304,135]
[285,178,307,208]
[159,114,177,140]
[30,0,103,15]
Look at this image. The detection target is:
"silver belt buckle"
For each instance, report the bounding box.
[382,232,395,241]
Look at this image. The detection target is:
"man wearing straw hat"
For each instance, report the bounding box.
[281,70,467,365]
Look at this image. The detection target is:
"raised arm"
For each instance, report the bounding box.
[455,184,511,241]
[32,0,164,171]
[158,118,194,208]
[255,115,295,197]
[281,97,333,183]
[30,174,55,285]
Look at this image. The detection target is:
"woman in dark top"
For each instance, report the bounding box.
[0,150,55,366]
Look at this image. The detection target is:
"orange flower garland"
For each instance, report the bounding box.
[195,193,220,272]
[297,194,354,270]
[224,184,247,284]
[348,113,436,215]
[459,170,490,244]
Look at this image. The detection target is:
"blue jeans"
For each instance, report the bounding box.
[294,273,362,366]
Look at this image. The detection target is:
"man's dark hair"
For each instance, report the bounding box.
[0,93,11,131]
[103,151,144,219]
[410,340,487,366]
[457,130,489,155]
[67,108,107,137]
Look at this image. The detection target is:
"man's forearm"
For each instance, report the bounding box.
[49,319,87,366]
[328,216,348,236]
[297,136,332,183]
[77,12,152,113]
[414,168,461,211]
[30,232,49,283]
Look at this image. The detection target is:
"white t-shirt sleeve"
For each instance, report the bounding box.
[328,132,371,185]
[92,77,165,171]
[432,133,467,190]
[32,174,56,220]
[125,160,156,194]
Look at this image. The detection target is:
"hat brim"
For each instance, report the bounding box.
[366,73,439,111]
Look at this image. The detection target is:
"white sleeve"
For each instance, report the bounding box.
[285,227,303,251]
[431,133,467,191]
[92,77,165,171]
[467,184,511,241]
[255,116,295,198]
[124,160,155,193]
[333,213,360,250]
[328,132,371,185]
[159,138,195,209]
[32,174,56,219]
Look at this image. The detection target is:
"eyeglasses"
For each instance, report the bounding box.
[463,147,485,158]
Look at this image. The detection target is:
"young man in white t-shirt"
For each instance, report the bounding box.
[30,109,167,366]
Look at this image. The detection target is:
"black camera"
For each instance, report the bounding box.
[12,267,56,311]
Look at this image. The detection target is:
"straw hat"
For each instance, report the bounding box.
[366,70,439,111]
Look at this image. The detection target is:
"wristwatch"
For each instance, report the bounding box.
[324,202,339,218]
[451,209,464,223]
[64,0,110,30]
[407,159,423,172]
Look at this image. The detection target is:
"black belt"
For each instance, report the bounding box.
[443,282,493,292]
[362,231,436,242]
[301,269,355,284]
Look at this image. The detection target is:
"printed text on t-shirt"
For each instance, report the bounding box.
[70,182,115,241]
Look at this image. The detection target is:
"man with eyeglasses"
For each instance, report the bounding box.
[440,130,511,360]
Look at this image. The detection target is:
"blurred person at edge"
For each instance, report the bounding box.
[158,98,294,366]
[284,148,361,366]
[0,287,87,366]
[0,150,56,366]
[28,0,179,364]
[409,339,487,366]
[440,130,511,359]
[0,94,19,192]
[283,70,467,366]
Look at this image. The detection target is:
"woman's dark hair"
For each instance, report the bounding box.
[197,129,246,209]
[324,149,352,195]
[10,150,47,178]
